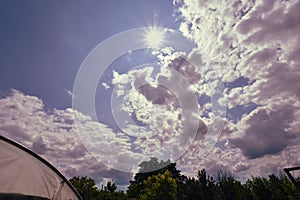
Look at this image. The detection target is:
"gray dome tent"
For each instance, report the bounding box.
[0,135,82,200]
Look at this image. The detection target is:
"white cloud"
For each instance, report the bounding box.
[101,82,110,89]
[0,90,133,185]
[174,0,300,179]
[1,0,300,186]
[64,89,74,97]
[110,52,220,163]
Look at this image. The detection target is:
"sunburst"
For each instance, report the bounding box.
[143,27,166,48]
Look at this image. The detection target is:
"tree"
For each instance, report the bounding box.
[216,170,251,200]
[104,181,117,193]
[140,170,177,200]
[127,157,181,199]
[69,176,127,200]
[196,169,216,200]
[246,174,300,200]
[69,176,100,200]
[69,164,300,200]
[175,169,217,200]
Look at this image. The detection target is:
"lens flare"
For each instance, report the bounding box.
[144,27,165,48]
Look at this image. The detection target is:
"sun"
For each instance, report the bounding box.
[144,27,166,48]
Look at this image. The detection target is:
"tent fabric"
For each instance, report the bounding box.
[0,193,49,200]
[0,135,82,200]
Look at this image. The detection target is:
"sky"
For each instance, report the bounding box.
[1,0,300,189]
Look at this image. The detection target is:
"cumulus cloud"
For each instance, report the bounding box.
[111,49,220,163]
[2,0,300,186]
[0,88,212,181]
[230,106,296,159]
[174,0,300,178]
[0,90,132,186]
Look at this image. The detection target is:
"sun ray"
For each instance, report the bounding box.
[143,27,166,48]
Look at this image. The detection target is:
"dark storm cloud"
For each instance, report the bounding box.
[230,107,296,159]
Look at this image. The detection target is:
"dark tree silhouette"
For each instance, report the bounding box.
[69,176,99,200]
[104,181,117,193]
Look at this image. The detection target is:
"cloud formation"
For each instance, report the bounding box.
[0,90,132,186]
[174,0,300,178]
[1,0,300,185]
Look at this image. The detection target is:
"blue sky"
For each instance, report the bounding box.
[1,0,300,189]
[0,0,176,109]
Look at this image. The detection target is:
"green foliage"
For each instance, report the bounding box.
[246,174,300,200]
[139,170,177,200]
[197,169,216,199]
[104,181,117,193]
[69,176,100,200]
[69,176,126,200]
[70,158,300,200]
[127,157,181,199]
[98,190,127,200]
[98,181,127,200]
[177,169,217,200]
[217,170,249,200]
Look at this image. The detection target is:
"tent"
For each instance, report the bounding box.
[284,166,300,191]
[0,135,82,200]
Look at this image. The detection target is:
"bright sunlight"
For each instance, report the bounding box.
[144,27,165,48]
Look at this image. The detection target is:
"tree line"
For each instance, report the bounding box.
[69,158,300,200]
